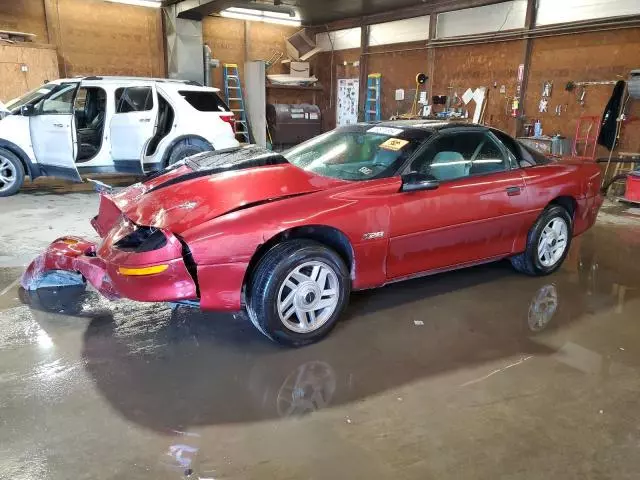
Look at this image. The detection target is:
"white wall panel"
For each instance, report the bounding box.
[369,15,430,46]
[537,0,640,25]
[436,0,527,38]
[316,28,361,51]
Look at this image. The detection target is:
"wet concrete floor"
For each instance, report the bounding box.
[1,190,640,479]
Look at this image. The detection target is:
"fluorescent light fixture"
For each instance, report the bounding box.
[103,0,162,8]
[220,6,301,26]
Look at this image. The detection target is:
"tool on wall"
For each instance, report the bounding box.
[223,64,251,143]
[399,73,428,119]
[365,73,382,122]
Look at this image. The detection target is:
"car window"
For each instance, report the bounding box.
[284,126,429,181]
[36,83,77,115]
[115,86,153,113]
[179,90,230,112]
[410,131,508,182]
[491,128,552,167]
[491,129,519,158]
[6,83,57,113]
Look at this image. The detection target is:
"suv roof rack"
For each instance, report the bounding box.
[80,76,202,86]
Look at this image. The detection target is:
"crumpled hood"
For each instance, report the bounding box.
[108,162,345,234]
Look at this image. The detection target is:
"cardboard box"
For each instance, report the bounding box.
[290,62,310,77]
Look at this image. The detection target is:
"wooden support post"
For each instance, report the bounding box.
[244,20,251,63]
[427,13,437,100]
[358,22,370,122]
[43,0,65,77]
[514,0,537,136]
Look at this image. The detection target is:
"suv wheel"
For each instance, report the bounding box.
[0,147,25,197]
[167,138,212,166]
[246,240,351,347]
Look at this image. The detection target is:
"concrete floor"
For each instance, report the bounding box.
[2,186,640,480]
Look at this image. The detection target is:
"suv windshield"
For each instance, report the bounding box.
[5,83,58,113]
[284,125,428,181]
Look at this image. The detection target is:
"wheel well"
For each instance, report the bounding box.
[244,225,355,288]
[549,196,577,219]
[161,135,213,167]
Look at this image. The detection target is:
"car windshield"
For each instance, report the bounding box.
[5,83,58,113]
[283,126,428,181]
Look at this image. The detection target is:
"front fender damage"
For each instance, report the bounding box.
[21,236,120,299]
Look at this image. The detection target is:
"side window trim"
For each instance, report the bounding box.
[487,130,519,170]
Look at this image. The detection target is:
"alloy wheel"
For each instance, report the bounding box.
[0,156,17,193]
[277,261,339,333]
[537,217,569,268]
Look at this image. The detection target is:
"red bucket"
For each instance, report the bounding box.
[626,172,640,203]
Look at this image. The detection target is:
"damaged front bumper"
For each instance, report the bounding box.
[21,235,198,303]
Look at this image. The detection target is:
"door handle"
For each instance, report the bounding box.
[53,123,64,127]
[506,186,522,196]
[139,118,151,123]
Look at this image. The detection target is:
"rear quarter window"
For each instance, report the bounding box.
[179,91,230,112]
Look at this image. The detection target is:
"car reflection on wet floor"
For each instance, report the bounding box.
[3,221,640,479]
[12,225,639,430]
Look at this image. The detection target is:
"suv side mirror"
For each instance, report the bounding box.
[401,172,440,192]
[20,104,35,116]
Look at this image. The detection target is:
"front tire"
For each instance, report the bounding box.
[0,147,25,197]
[246,240,351,347]
[511,205,573,276]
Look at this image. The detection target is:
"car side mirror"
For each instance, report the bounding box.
[401,172,440,192]
[21,104,35,116]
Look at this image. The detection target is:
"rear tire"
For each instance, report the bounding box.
[511,205,573,276]
[246,240,351,347]
[166,138,212,166]
[0,147,25,197]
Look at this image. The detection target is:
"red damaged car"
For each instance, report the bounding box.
[22,122,603,346]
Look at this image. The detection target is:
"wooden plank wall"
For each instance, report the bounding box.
[0,0,164,81]
[55,0,164,77]
[0,0,49,42]
[0,44,59,102]
[526,28,640,153]
[432,39,524,133]
[311,26,640,153]
[202,17,297,94]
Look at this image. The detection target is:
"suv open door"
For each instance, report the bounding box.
[109,84,158,174]
[28,82,82,182]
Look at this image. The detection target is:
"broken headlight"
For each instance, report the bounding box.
[114,227,167,252]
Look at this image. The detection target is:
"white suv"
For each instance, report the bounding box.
[0,76,240,196]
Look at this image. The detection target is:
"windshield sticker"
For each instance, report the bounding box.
[359,166,373,175]
[379,138,409,151]
[368,126,403,136]
[38,88,51,94]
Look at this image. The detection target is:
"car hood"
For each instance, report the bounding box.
[107,149,346,234]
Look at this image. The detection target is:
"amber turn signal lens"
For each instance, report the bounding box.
[118,264,169,276]
[61,238,80,245]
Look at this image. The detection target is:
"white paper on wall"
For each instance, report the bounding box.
[337,78,360,126]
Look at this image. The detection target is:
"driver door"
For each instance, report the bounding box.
[109,85,158,173]
[29,82,81,181]
[386,129,529,279]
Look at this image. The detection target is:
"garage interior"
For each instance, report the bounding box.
[1,0,640,478]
